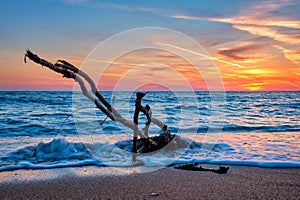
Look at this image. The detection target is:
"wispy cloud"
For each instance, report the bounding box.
[156,42,246,68]
[173,0,300,27]
[61,0,90,5]
[217,44,264,61]
[158,52,178,58]
[172,0,300,64]
[60,0,162,14]
[275,45,300,64]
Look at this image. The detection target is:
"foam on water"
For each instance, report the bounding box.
[1,132,300,172]
[0,138,102,171]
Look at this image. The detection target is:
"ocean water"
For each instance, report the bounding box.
[0,91,299,172]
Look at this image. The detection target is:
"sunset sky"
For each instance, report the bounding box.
[0,0,299,91]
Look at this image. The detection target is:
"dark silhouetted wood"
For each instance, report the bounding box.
[24,50,173,159]
[132,92,152,156]
[172,163,229,174]
[55,60,111,111]
[24,50,114,120]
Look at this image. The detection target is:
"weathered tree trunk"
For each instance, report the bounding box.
[24,50,171,153]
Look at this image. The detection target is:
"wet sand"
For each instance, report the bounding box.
[1,166,300,199]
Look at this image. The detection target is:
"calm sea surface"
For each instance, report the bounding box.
[0,91,299,171]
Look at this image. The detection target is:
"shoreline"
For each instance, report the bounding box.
[1,166,299,199]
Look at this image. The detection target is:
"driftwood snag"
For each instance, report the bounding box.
[24,50,173,160]
[24,50,231,172]
[24,50,114,120]
[132,92,152,161]
[172,163,229,174]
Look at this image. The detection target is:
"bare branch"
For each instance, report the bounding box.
[55,60,112,110]
[24,50,114,120]
[24,50,177,156]
[24,50,148,138]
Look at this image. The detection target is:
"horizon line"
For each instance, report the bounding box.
[1,89,299,92]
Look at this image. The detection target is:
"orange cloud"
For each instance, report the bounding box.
[274,45,300,64]
[97,49,209,91]
[172,0,300,66]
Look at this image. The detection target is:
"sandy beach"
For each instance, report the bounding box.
[0,166,299,199]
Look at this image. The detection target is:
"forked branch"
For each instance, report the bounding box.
[24,50,170,141]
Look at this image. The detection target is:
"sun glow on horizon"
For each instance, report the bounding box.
[0,1,299,92]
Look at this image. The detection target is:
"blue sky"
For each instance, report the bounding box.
[0,0,246,55]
